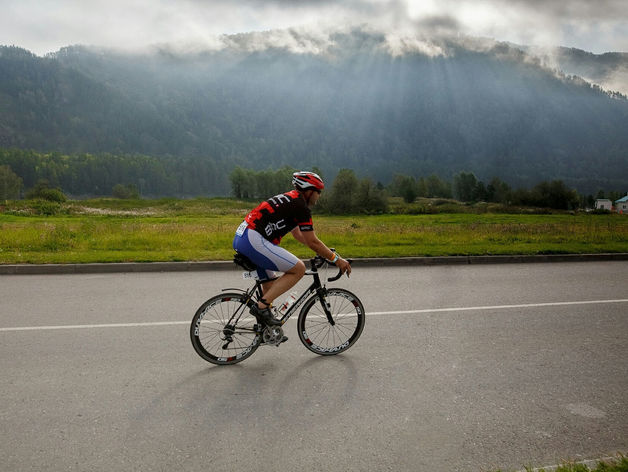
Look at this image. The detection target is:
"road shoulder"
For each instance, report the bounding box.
[1,253,627,274]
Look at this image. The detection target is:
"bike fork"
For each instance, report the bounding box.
[317,289,335,326]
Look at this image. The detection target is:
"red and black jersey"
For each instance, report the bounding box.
[245,190,313,244]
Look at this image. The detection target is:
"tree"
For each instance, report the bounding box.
[512,180,580,210]
[416,177,428,198]
[426,174,452,198]
[582,194,595,209]
[390,174,418,203]
[325,169,359,214]
[353,178,388,213]
[453,171,478,202]
[534,180,580,210]
[112,183,139,199]
[229,166,296,199]
[608,190,623,202]
[271,166,297,196]
[486,177,511,203]
[0,165,22,200]
[473,181,487,202]
[229,166,253,199]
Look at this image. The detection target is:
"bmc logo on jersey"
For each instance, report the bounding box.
[265,219,286,236]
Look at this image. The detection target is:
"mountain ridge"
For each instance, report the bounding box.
[1,29,627,194]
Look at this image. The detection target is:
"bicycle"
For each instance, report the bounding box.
[190,251,366,365]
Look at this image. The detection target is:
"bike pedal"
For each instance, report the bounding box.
[259,335,288,346]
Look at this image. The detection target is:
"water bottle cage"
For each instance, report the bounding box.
[277,293,298,315]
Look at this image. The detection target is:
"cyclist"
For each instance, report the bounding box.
[233,171,351,326]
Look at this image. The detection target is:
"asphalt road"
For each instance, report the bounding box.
[1,261,627,471]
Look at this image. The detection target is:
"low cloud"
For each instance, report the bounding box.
[0,0,626,56]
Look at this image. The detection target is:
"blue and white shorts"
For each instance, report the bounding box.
[233,223,300,281]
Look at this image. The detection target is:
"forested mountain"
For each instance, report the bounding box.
[1,29,627,196]
[533,46,628,96]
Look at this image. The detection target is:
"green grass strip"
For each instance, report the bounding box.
[1,200,627,264]
[494,454,628,472]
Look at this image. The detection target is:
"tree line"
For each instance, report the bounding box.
[0,147,230,198]
[230,167,625,212]
[389,171,612,211]
[1,147,624,212]
[229,166,388,214]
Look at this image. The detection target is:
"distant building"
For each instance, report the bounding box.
[595,199,613,210]
[615,195,628,214]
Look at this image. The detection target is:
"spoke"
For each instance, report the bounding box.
[196,297,258,358]
[331,320,354,338]
[200,332,219,343]
[301,292,361,350]
[307,322,331,339]
[218,302,226,325]
[322,326,332,347]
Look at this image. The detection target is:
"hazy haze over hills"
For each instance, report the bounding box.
[1,27,627,195]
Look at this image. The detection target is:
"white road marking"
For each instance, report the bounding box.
[0,321,189,332]
[1,299,627,332]
[366,298,628,316]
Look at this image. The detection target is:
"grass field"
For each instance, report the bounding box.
[1,198,627,264]
[494,455,628,472]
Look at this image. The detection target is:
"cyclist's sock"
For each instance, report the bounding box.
[258,297,272,309]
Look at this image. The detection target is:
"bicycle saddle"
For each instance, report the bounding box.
[233,252,257,271]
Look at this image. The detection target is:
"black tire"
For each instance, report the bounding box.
[297,288,365,356]
[190,293,260,365]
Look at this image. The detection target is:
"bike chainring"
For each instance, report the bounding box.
[262,326,285,346]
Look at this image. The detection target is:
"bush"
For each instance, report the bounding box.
[31,200,64,215]
[112,183,140,199]
[25,180,67,202]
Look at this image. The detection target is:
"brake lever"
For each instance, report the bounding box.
[327,259,352,282]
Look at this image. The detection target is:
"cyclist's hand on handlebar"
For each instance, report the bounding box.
[336,257,351,277]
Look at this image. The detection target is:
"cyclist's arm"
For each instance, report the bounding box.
[296,228,351,275]
[292,227,331,257]
[290,226,308,245]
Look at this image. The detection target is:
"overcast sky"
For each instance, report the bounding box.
[1,0,627,56]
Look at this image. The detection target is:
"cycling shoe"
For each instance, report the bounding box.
[250,305,282,326]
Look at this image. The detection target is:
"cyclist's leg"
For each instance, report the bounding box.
[259,259,305,308]
[234,228,305,308]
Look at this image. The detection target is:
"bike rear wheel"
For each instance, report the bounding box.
[190,292,260,365]
[297,288,365,356]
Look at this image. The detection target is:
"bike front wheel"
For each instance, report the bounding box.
[190,292,260,365]
[297,288,365,356]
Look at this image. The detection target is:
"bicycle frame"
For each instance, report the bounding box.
[224,256,343,329]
